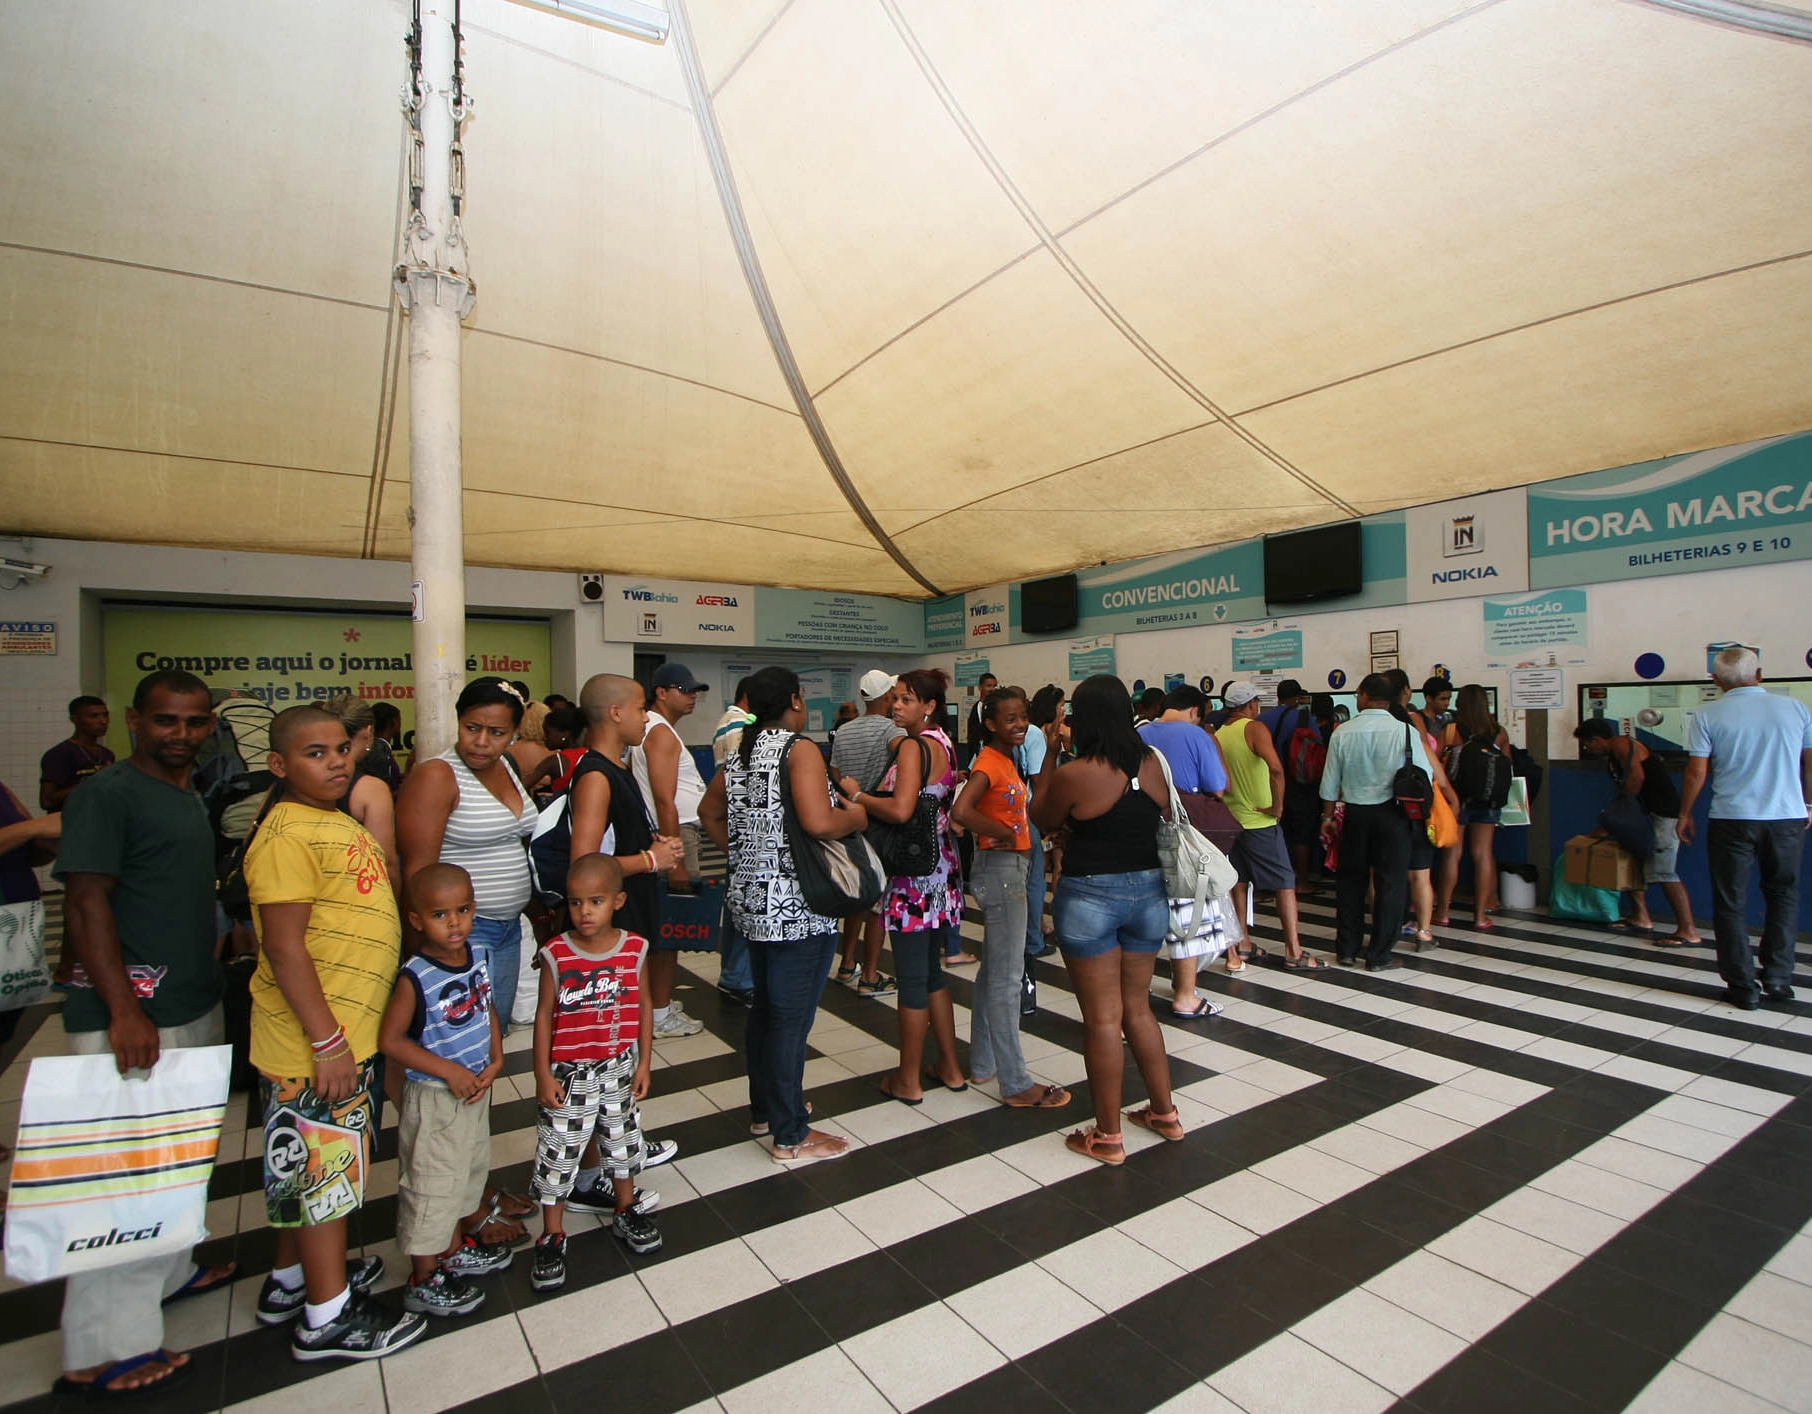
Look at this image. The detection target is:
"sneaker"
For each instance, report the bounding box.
[654,1006,703,1039]
[643,1136,679,1168]
[856,973,897,998]
[257,1255,385,1326]
[291,1290,426,1362]
[612,1208,663,1255]
[441,1235,513,1278]
[403,1266,485,1318]
[530,1234,567,1292]
[568,1181,660,1216]
[1019,970,1037,1018]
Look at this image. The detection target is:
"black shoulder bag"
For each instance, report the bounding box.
[777,734,886,918]
[1392,722,1434,823]
[864,737,940,877]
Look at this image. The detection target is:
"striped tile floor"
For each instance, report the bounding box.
[2,893,1811,1414]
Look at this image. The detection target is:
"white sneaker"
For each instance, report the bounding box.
[654,1006,703,1039]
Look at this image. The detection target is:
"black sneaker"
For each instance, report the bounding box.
[530,1234,567,1292]
[643,1136,679,1168]
[612,1208,663,1255]
[568,1180,659,1216]
[257,1255,385,1326]
[1765,986,1796,1003]
[403,1266,485,1318]
[1020,970,1037,1017]
[441,1235,513,1277]
[291,1290,426,1362]
[718,983,755,1005]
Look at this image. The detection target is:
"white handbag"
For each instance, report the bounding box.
[4,1044,232,1283]
[0,899,51,1011]
[1148,750,1240,944]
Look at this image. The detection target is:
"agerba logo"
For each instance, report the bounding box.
[973,622,1001,636]
[695,594,738,607]
[621,584,680,604]
[969,602,1005,617]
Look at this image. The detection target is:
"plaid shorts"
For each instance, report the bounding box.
[532,1047,645,1199]
[260,1057,379,1228]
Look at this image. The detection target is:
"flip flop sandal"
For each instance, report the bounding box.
[1280,953,1329,970]
[161,1262,237,1305]
[1608,921,1653,936]
[771,1134,850,1165]
[1171,996,1221,1017]
[1064,1128,1125,1166]
[1003,1084,1071,1109]
[879,1075,924,1106]
[1224,955,1248,973]
[1124,1106,1186,1142]
[490,1188,536,1218]
[923,1072,969,1092]
[1651,936,1701,949]
[472,1194,532,1248]
[54,1350,193,1400]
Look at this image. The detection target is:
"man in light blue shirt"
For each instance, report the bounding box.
[1678,647,1812,1009]
[1318,675,1433,970]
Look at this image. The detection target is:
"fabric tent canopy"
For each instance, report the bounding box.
[2,0,1809,598]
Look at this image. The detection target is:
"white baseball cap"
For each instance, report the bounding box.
[1222,680,1261,708]
[858,669,896,701]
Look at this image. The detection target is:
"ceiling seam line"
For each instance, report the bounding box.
[875,0,1359,520]
[470,327,800,416]
[708,0,797,97]
[0,435,370,480]
[809,243,1044,400]
[1049,0,1513,243]
[362,125,414,559]
[666,0,944,596]
[0,241,389,313]
[461,19,692,111]
[1233,247,1812,418]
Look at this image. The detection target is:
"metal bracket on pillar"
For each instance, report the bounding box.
[393,266,478,318]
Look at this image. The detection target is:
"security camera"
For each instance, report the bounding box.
[0,557,49,580]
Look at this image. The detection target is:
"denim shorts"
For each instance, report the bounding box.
[1052,869,1168,960]
[1458,805,1501,826]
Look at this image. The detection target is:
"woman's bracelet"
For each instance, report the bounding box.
[642,848,655,875]
[310,1026,346,1056]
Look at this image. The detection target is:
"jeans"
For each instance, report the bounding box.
[894,922,950,1010]
[1334,803,1411,967]
[63,1005,226,1372]
[1707,818,1804,997]
[747,931,838,1147]
[721,922,753,991]
[1052,869,1168,959]
[470,914,522,1035]
[970,851,1032,1095]
[1024,822,1047,956]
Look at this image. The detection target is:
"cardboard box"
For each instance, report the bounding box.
[1563,834,1641,891]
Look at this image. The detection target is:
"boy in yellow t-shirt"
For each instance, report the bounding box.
[243,705,423,1364]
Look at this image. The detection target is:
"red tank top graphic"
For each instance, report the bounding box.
[539,931,648,1063]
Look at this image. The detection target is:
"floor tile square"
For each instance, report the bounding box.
[1426,1215,1580,1295]
[1189,1169,1320,1234]
[920,1152,1041,1214]
[1294,1286,1468,1394]
[742,1207,878,1283]
[1363,1249,1527,1342]
[1208,1331,1394,1414]
[836,1177,965,1249]
[519,1269,668,1370]
[1622,1358,1790,1414]
[946,1260,1104,1358]
[639,1237,777,1325]
[1038,1227,1189,1310]
[839,1301,1007,1409]
[380,1314,539,1414]
[1119,1197,1256,1272]
[717,1346,892,1414]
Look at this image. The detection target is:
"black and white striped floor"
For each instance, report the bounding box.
[3,892,1811,1414]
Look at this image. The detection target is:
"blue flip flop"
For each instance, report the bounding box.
[161,1261,236,1305]
[54,1350,194,1400]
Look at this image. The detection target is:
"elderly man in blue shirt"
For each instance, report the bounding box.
[1318,673,1433,971]
[1678,647,1812,1010]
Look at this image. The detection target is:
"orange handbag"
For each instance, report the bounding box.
[1428,786,1461,849]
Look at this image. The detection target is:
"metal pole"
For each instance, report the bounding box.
[396,2,475,761]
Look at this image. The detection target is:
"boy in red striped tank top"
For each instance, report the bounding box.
[528,854,659,1292]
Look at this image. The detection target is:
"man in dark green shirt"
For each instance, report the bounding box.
[50,671,233,1397]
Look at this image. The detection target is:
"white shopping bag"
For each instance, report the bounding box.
[4,1044,231,1284]
[0,900,52,1011]
[512,913,540,1030]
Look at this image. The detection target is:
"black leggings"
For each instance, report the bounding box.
[893,922,950,1009]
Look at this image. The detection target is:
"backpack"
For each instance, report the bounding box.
[1452,733,1512,809]
[194,695,277,839]
[1286,723,1326,787]
[1391,722,1434,823]
[1510,744,1543,803]
[527,750,616,906]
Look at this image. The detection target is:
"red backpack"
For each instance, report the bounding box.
[1287,723,1326,786]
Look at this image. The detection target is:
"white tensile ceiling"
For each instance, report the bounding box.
[2,0,1809,597]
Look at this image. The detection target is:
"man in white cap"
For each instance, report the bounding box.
[831,671,907,995]
[631,662,710,1038]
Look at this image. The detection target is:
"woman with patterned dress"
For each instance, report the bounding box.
[839,669,967,1103]
[699,667,870,1164]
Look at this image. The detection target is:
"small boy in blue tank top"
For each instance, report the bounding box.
[378,864,510,1318]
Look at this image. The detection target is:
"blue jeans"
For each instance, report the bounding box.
[893,922,950,1009]
[1024,822,1047,956]
[1052,869,1167,960]
[721,921,753,991]
[469,913,521,1036]
[747,931,838,1147]
[970,851,1032,1095]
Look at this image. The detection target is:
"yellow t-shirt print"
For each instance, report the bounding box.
[245,801,402,1078]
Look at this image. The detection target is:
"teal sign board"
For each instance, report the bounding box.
[1231,629,1304,672]
[1528,433,1812,588]
[922,595,965,652]
[1068,638,1117,679]
[954,655,991,686]
[1012,541,1266,638]
[756,589,924,652]
[1482,589,1589,665]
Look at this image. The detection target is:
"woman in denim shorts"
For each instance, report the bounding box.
[1028,676,1181,1165]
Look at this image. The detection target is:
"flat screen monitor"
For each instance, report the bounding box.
[1263,521,1363,604]
[1019,573,1079,634]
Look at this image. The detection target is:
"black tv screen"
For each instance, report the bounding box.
[1019,573,1079,634]
[1264,522,1363,604]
